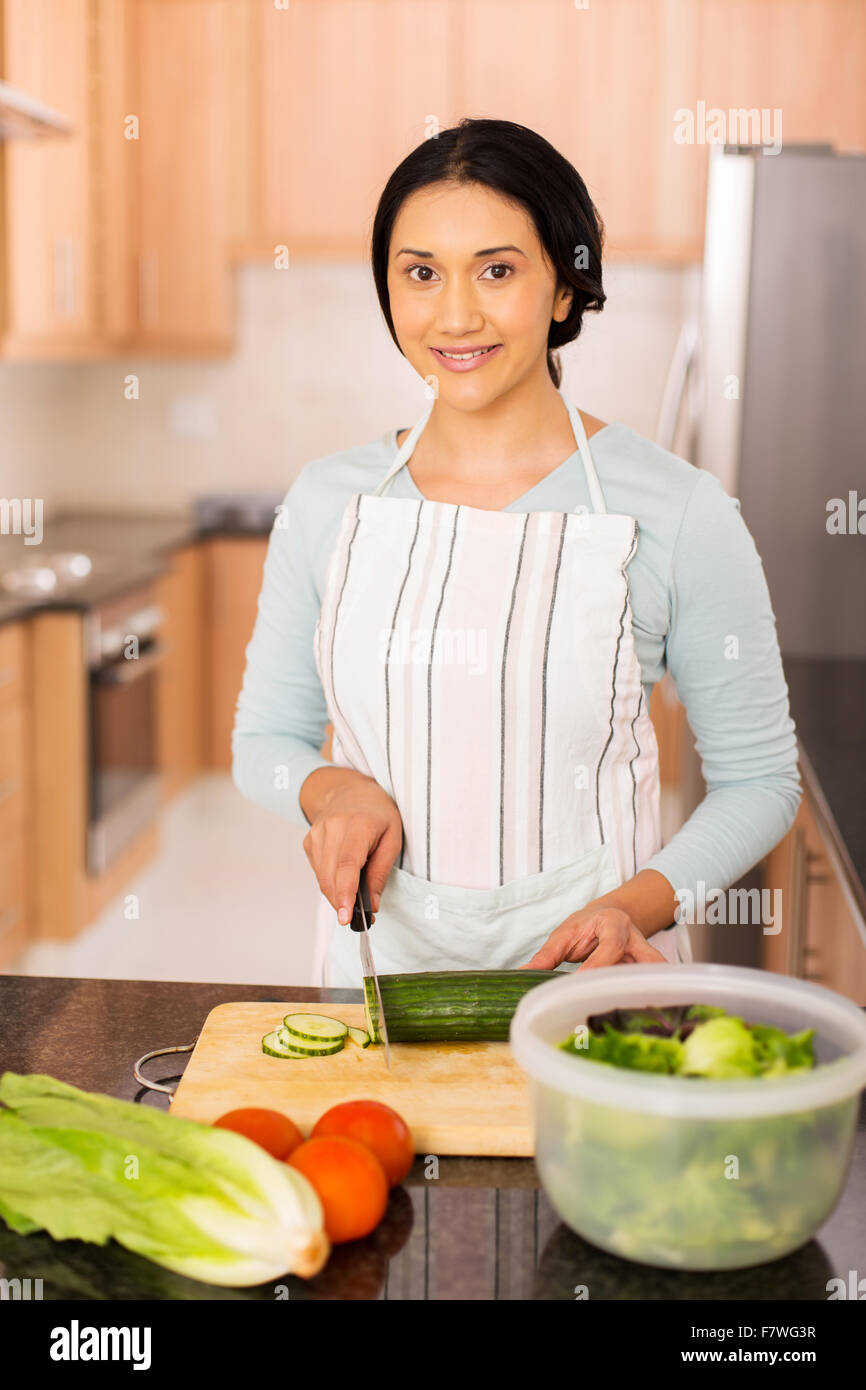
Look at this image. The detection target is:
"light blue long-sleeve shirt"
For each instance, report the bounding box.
[232,419,801,901]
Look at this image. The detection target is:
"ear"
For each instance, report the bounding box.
[553,282,573,324]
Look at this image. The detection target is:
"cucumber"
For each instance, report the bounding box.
[347,1025,371,1049]
[283,1013,348,1044]
[261,1029,315,1059]
[363,969,561,1044]
[276,1025,344,1057]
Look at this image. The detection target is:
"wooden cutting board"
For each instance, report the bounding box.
[170,1002,534,1157]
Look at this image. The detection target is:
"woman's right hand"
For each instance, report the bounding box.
[300,767,403,925]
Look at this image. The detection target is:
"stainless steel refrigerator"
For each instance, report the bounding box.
[656,143,866,963]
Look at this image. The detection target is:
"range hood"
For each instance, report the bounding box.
[0,80,71,139]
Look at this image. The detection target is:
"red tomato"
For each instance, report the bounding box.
[289,1136,388,1244]
[213,1107,303,1160]
[312,1100,414,1187]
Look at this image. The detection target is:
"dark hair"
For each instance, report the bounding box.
[371,118,605,387]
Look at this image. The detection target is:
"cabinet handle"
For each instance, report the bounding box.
[0,905,22,938]
[789,826,808,976]
[138,253,159,327]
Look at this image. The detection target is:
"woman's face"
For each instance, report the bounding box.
[387,181,572,411]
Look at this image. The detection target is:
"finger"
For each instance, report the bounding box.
[578,933,625,969]
[522,925,578,971]
[363,823,403,913]
[332,825,376,924]
[626,930,668,963]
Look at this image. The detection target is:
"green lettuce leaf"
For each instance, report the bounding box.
[0,1073,327,1286]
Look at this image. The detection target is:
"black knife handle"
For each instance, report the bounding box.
[349,863,373,932]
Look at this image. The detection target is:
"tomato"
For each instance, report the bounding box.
[289,1136,388,1243]
[312,1100,413,1186]
[213,1107,303,1160]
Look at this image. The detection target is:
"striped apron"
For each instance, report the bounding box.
[312,395,689,987]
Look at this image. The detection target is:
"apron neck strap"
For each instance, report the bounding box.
[374,392,608,513]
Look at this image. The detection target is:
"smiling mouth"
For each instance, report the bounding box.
[434,346,497,359]
[429,344,503,370]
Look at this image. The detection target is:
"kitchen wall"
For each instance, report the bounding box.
[1,260,700,514]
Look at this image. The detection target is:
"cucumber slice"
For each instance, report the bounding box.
[347,1025,371,1049]
[283,1013,349,1044]
[276,1025,344,1057]
[262,1029,312,1059]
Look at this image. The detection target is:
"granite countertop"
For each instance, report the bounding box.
[0,509,273,627]
[0,974,862,1302]
[0,513,199,626]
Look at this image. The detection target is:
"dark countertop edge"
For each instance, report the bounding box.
[0,522,273,629]
[798,740,866,929]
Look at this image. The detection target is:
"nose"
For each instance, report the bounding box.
[434,274,486,338]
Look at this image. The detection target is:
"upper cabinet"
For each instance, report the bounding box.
[0,0,98,356]
[232,0,457,261]
[0,0,237,359]
[2,0,865,359]
[125,0,236,352]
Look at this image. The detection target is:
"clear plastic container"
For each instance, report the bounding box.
[510,964,866,1270]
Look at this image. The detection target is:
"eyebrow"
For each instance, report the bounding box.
[394,245,527,258]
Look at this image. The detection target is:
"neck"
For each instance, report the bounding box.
[418,371,572,478]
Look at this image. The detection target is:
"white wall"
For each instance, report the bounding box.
[1,261,700,515]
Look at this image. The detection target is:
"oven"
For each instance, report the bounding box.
[85,585,165,875]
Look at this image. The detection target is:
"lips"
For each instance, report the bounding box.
[429,344,503,373]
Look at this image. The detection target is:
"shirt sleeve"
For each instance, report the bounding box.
[231,468,333,829]
[643,468,802,902]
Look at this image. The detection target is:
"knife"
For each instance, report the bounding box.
[350,864,391,1070]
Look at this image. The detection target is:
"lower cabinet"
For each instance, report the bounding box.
[203,535,269,769]
[0,622,32,966]
[155,543,207,798]
[762,781,866,1006]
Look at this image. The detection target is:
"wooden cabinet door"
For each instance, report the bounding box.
[762,784,866,1005]
[0,0,98,355]
[127,0,235,351]
[237,0,456,260]
[0,623,31,966]
[799,797,866,1006]
[156,544,207,798]
[204,536,269,769]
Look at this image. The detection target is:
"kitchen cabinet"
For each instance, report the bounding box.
[29,609,159,940]
[1,0,236,359]
[125,0,236,352]
[155,543,207,799]
[203,536,268,769]
[230,0,457,261]
[762,778,866,1006]
[234,0,866,266]
[0,623,32,966]
[0,0,99,357]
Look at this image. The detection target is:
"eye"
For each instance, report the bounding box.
[405,264,439,283]
[480,262,514,281]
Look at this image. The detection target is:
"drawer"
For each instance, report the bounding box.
[0,704,26,841]
[0,623,27,714]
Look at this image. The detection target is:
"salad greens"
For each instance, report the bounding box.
[536,1086,854,1269]
[559,1003,815,1078]
[0,1073,329,1286]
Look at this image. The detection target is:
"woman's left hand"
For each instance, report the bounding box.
[521,905,667,970]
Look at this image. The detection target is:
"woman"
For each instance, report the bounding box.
[233,118,801,988]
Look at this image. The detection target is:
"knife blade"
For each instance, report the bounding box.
[350,864,391,1070]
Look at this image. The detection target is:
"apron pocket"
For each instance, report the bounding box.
[324,839,623,983]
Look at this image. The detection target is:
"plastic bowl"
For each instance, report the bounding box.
[510,964,866,1270]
